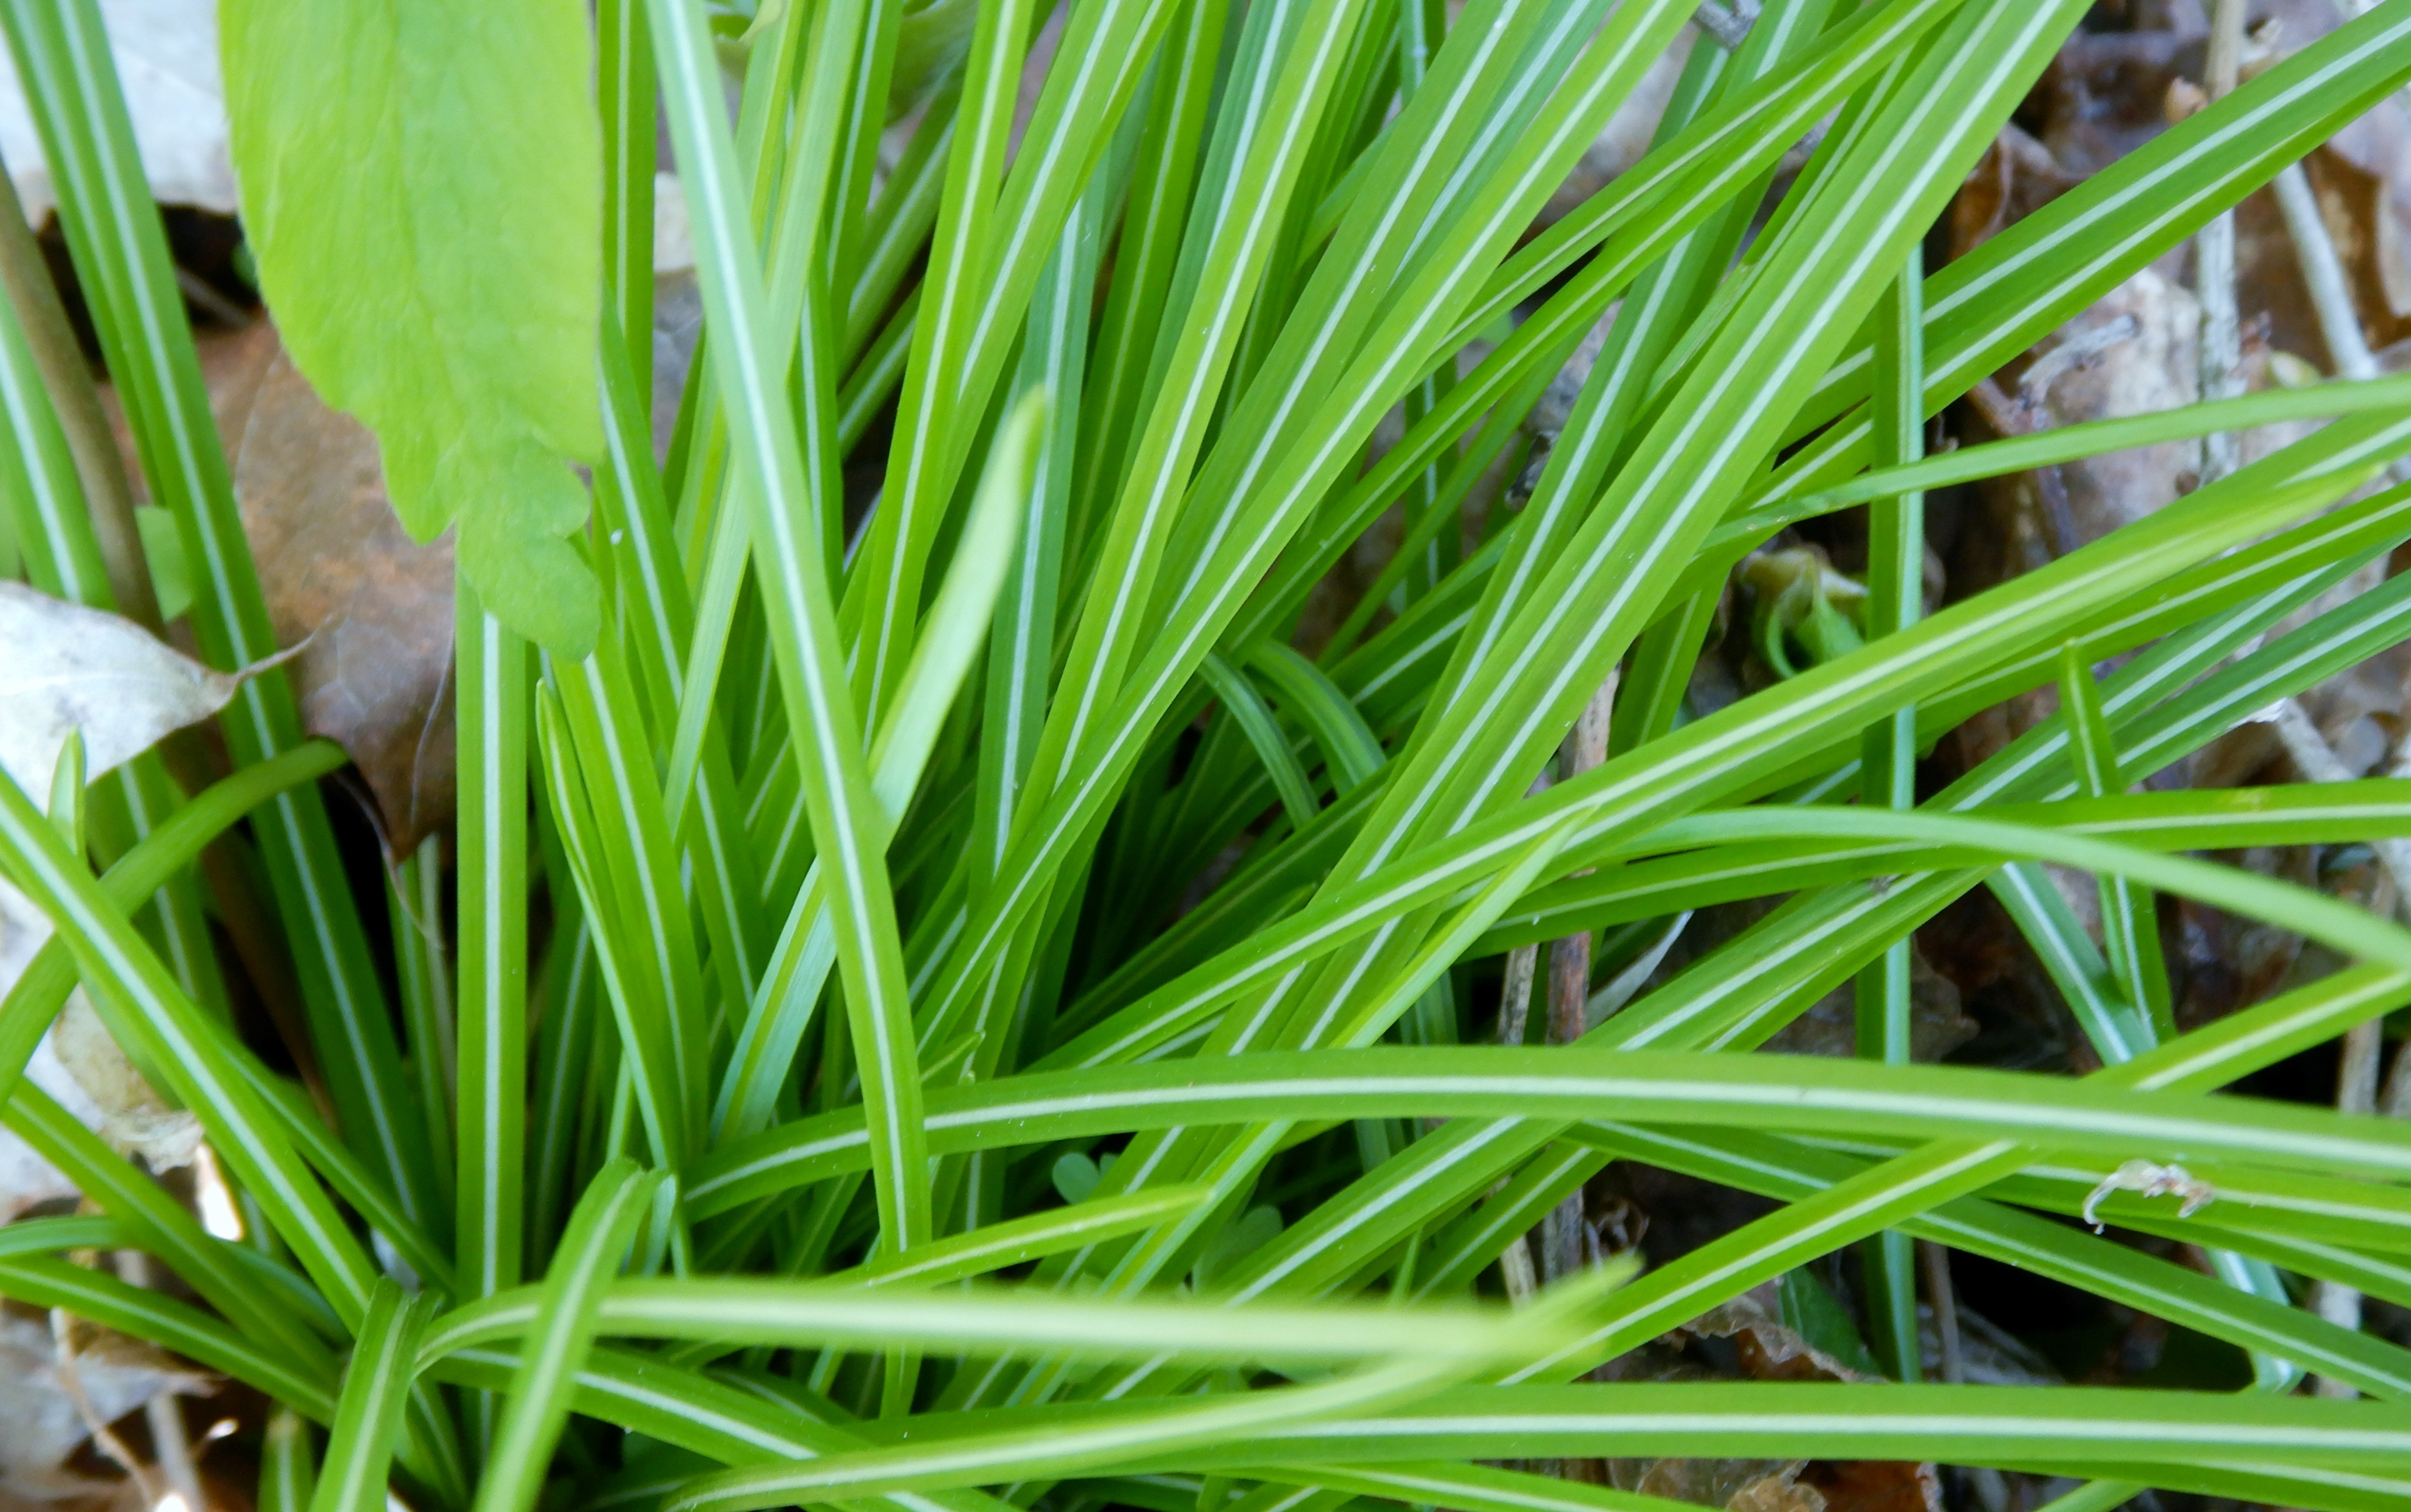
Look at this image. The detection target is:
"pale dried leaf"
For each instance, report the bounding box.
[0,1313,212,1500]
[0,581,242,799]
[50,995,199,1170]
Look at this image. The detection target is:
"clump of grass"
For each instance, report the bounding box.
[6,0,2411,1510]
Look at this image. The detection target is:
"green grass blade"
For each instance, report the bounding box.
[686,1040,2411,1217]
[0,766,386,1324]
[0,741,343,1102]
[657,1267,1634,1510]
[846,0,1035,717]
[0,1251,338,1419]
[535,687,695,1177]
[712,396,1041,1141]
[650,0,931,1250]
[1200,655,1325,830]
[0,0,437,1229]
[459,578,531,1304]
[4,1085,331,1364]
[474,1158,659,1512]
[310,1280,441,1512]
[977,204,1100,883]
[260,1407,317,1512]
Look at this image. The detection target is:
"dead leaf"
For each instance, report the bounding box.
[203,323,458,853]
[1596,1299,1940,1512]
[50,994,200,1170]
[1795,1460,1942,1512]
[0,580,245,797]
[1947,126,2078,259]
[1631,1457,1816,1512]
[0,1311,213,1503]
[1683,1298,1875,1385]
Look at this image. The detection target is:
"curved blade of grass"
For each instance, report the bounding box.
[0,740,343,1104]
[658,1264,1635,1512]
[427,1340,1023,1512]
[713,395,1043,1141]
[474,1158,659,1512]
[1912,1144,2411,1257]
[1252,1462,1751,1512]
[1245,645,1386,790]
[1489,966,2411,1388]
[1218,963,2411,1322]
[310,1280,440,1512]
[1752,372,2411,528]
[0,1251,338,1419]
[1176,1381,2411,1472]
[0,762,387,1324]
[548,639,709,1167]
[3,1085,333,1364]
[536,687,694,1182]
[1200,655,1325,830]
[686,1036,2411,1216]
[1472,783,2411,951]
[1582,1121,2411,1400]
[0,1213,131,1256]
[650,0,930,1250]
[431,1274,1549,1365]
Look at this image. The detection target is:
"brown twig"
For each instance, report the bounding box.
[115,1249,205,1508]
[50,1303,168,1507]
[1965,378,2081,558]
[1541,675,1616,1287]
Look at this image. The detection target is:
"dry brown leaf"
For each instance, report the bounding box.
[1794,1460,1943,1512]
[1632,1457,1816,1512]
[1604,1301,1941,1512]
[201,323,457,853]
[1947,125,2078,259]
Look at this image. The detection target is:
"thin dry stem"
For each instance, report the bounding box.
[2195,0,2247,482]
[50,1304,168,1506]
[1541,675,1616,1286]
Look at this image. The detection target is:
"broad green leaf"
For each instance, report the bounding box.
[220,0,607,653]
